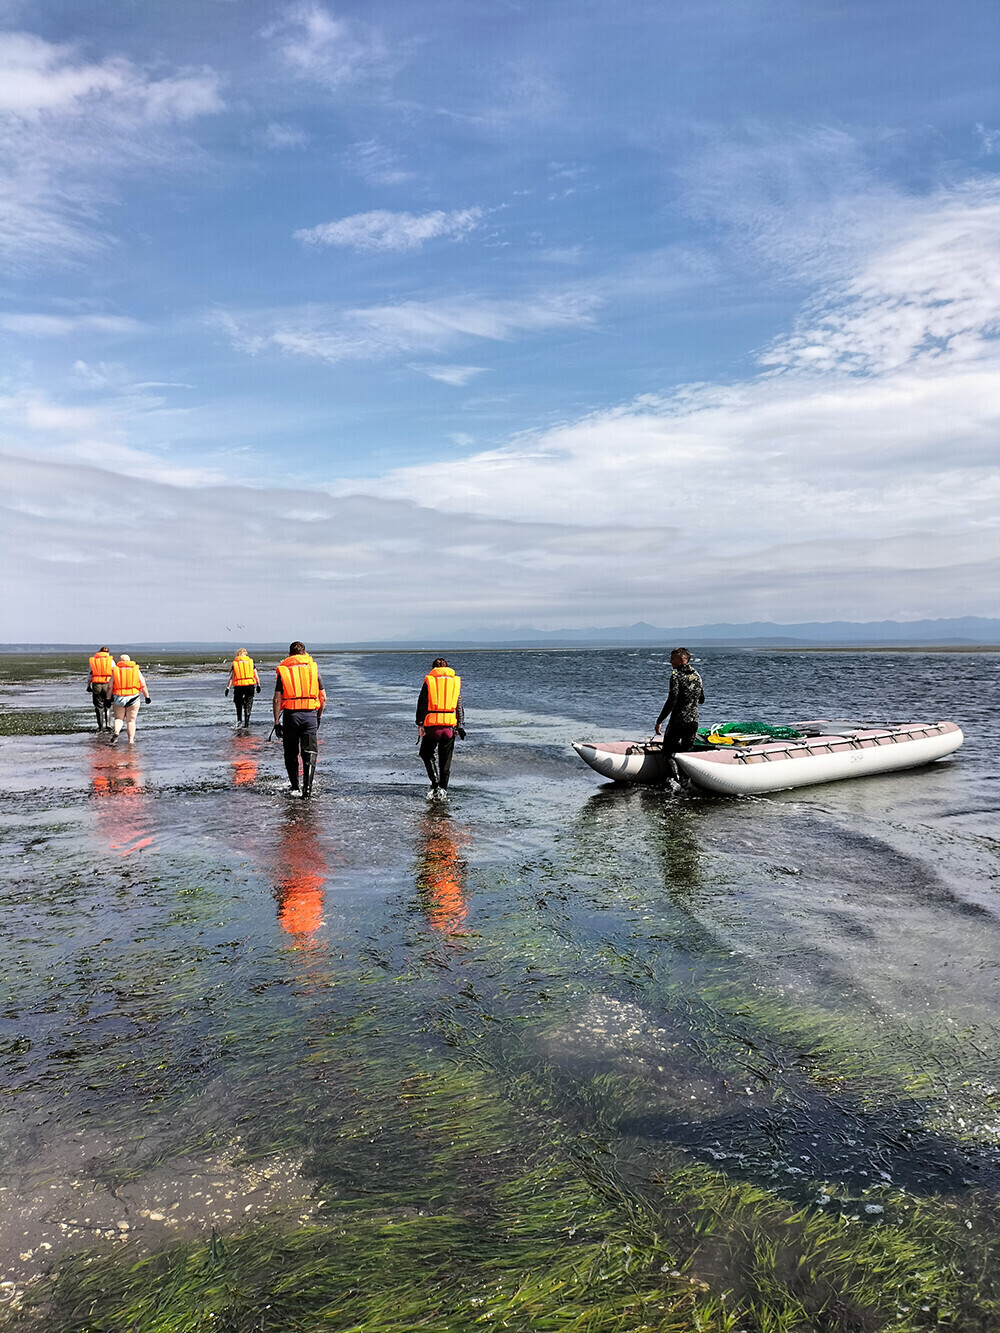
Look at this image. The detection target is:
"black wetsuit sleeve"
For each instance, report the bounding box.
[456,695,464,728]
[416,683,428,725]
[655,674,678,728]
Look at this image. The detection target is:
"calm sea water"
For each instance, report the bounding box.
[0,647,998,1324]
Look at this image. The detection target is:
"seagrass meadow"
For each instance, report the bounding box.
[0,648,998,1331]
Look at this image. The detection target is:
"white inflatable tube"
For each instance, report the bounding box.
[674,722,963,795]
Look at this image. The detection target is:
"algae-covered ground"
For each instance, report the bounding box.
[0,649,998,1331]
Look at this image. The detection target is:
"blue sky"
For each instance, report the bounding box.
[2,0,999,640]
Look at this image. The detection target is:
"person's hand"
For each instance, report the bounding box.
[316,714,323,728]
[225,688,230,696]
[255,685,261,694]
[653,723,662,735]
[417,725,425,737]
[145,696,152,705]
[457,727,466,740]
[86,683,92,693]
[274,722,283,738]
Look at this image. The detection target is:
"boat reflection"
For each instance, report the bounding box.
[273,804,327,939]
[230,732,260,787]
[89,745,154,857]
[415,808,469,935]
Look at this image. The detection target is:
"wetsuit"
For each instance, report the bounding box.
[416,683,465,791]
[655,664,705,780]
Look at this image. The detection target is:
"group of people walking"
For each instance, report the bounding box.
[86,644,469,801]
[87,642,703,796]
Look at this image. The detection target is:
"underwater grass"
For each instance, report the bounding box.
[0,710,91,736]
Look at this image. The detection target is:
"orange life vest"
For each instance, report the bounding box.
[89,651,115,684]
[112,661,142,696]
[423,668,461,727]
[277,654,320,710]
[231,655,256,686]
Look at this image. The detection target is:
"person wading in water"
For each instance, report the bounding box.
[416,658,465,799]
[273,642,326,799]
[110,654,151,746]
[226,649,260,727]
[86,646,115,732]
[653,647,704,786]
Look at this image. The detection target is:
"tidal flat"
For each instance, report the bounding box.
[0,647,998,1331]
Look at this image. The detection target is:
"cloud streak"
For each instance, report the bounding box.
[295,207,482,252]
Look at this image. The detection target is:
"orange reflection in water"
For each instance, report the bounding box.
[230,733,260,787]
[89,746,154,856]
[415,809,469,935]
[273,806,327,938]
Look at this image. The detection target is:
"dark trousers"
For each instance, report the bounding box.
[662,720,699,781]
[233,685,255,723]
[282,711,318,787]
[420,730,455,789]
[91,684,112,730]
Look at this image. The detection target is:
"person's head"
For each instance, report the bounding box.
[236,648,248,657]
[670,647,691,668]
[99,646,109,653]
[289,641,305,655]
[431,657,448,669]
[118,654,131,663]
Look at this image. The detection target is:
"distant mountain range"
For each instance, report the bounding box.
[4,617,1000,652]
[407,617,1000,647]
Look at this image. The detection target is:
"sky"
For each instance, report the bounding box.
[2,0,999,641]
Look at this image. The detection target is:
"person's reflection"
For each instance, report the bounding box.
[230,732,260,787]
[89,744,153,856]
[645,793,702,898]
[273,804,327,939]
[415,808,469,935]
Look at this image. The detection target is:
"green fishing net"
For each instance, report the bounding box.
[697,720,804,741]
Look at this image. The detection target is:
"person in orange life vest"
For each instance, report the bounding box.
[86,646,116,731]
[272,642,326,799]
[225,648,260,727]
[109,654,151,746]
[416,658,465,798]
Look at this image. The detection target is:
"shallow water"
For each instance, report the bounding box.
[1,648,999,1329]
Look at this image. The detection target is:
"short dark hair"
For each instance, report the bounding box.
[289,641,305,655]
[672,646,691,661]
[431,657,448,668]
[100,645,109,652]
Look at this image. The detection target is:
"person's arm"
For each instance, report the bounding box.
[456,694,465,737]
[654,675,678,734]
[317,688,327,725]
[415,682,428,733]
[254,669,261,692]
[138,671,150,702]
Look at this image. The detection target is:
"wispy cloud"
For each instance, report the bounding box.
[265,3,397,90]
[411,364,486,387]
[1,312,142,336]
[294,207,482,252]
[0,28,223,267]
[343,140,412,186]
[262,122,308,150]
[212,290,597,365]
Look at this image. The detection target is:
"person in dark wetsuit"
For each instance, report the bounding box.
[416,658,465,798]
[272,642,327,798]
[654,647,705,783]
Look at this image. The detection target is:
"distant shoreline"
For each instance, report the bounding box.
[769,644,1000,653]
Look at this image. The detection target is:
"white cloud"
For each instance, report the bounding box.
[1,312,142,336]
[342,188,1000,606]
[262,122,308,150]
[0,28,223,266]
[412,364,486,387]
[266,3,395,90]
[343,140,412,186]
[211,290,597,365]
[294,207,482,252]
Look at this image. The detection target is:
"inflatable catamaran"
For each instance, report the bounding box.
[572,720,963,795]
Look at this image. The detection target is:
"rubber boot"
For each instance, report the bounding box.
[243,697,253,727]
[301,755,317,799]
[422,753,439,789]
[284,755,300,792]
[438,738,454,791]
